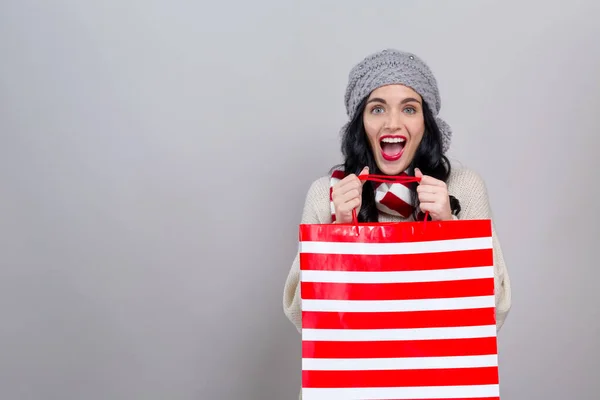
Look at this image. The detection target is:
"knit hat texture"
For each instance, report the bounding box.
[344,49,452,153]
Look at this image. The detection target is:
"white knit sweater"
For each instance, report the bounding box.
[282,164,512,333]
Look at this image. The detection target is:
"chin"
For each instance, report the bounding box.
[376,162,408,176]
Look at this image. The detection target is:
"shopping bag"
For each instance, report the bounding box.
[299,174,500,400]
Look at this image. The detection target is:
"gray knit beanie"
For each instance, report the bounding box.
[344,49,452,153]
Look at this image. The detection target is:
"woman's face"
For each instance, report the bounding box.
[362,84,426,175]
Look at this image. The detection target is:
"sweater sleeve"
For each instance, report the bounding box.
[283,177,331,333]
[451,168,512,332]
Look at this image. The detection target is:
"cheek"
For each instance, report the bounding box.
[363,119,381,145]
[408,120,425,143]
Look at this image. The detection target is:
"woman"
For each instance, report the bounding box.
[282,49,511,333]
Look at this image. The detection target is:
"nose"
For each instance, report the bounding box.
[385,109,403,131]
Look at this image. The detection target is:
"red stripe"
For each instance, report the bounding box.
[329,185,336,222]
[331,170,345,180]
[301,278,494,301]
[300,249,493,272]
[299,219,492,243]
[302,337,498,359]
[302,366,499,388]
[379,191,414,217]
[302,308,496,330]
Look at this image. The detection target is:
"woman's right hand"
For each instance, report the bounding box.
[331,166,369,223]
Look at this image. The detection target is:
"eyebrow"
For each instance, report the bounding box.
[366,97,422,105]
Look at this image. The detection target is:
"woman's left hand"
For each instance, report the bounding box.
[414,168,453,221]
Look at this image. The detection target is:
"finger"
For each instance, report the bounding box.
[418,202,433,214]
[418,201,442,215]
[339,188,361,204]
[338,171,366,191]
[333,176,360,196]
[333,184,361,205]
[342,173,362,188]
[338,197,361,214]
[415,168,442,187]
[358,166,369,185]
[416,184,438,194]
[337,179,362,197]
[419,174,446,187]
[417,192,442,203]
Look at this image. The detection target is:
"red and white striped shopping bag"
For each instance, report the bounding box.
[299,216,500,400]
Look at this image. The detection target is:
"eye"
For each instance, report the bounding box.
[403,106,417,115]
[370,105,385,114]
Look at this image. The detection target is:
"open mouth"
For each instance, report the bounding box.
[380,135,406,161]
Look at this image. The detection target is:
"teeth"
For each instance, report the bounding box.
[381,137,405,143]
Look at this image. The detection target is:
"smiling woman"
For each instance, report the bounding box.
[282,48,511,339]
[365,88,425,170]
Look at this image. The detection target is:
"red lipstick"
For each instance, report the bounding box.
[379,135,406,161]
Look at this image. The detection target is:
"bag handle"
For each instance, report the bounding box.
[350,173,428,231]
[358,173,422,185]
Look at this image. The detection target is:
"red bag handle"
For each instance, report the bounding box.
[358,173,422,185]
[350,173,428,231]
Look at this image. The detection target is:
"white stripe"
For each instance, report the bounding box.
[374,185,387,202]
[302,354,498,371]
[330,176,340,216]
[301,266,494,283]
[302,324,497,341]
[302,295,495,312]
[374,182,412,204]
[388,181,413,199]
[299,237,492,255]
[374,200,399,216]
[302,384,500,400]
[373,185,404,216]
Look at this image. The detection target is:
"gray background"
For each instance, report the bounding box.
[1,0,599,399]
